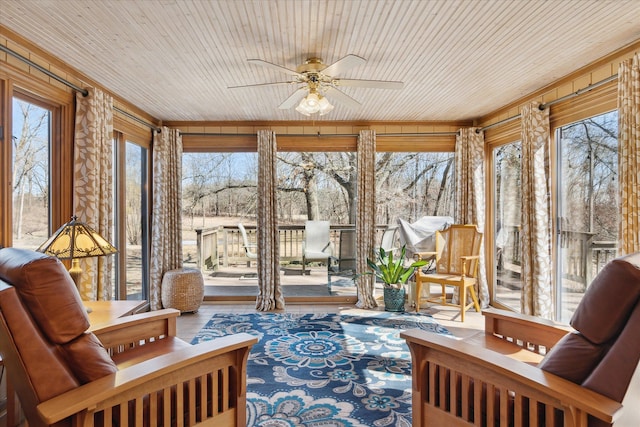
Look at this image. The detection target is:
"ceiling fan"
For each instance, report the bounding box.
[228,54,404,116]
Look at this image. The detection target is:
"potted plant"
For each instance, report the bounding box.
[367,245,427,312]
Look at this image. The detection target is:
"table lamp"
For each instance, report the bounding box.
[37,215,117,289]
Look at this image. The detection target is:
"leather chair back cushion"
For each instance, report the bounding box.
[0,248,90,344]
[570,252,640,344]
[0,283,79,402]
[62,332,117,384]
[582,302,640,402]
[538,332,608,384]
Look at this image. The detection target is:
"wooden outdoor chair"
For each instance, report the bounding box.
[401,251,640,427]
[413,224,482,321]
[0,247,257,427]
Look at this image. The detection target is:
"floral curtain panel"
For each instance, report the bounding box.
[520,102,553,318]
[454,128,489,307]
[150,127,183,310]
[618,53,640,255]
[73,87,114,301]
[256,130,284,311]
[356,130,378,309]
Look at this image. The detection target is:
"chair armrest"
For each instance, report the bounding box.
[37,333,258,425]
[483,308,572,353]
[414,251,436,261]
[92,308,180,351]
[401,329,622,425]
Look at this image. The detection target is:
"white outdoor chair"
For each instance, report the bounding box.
[238,223,257,267]
[302,220,334,273]
[378,225,399,255]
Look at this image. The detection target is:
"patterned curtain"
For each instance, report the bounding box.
[356,130,378,309]
[520,102,553,318]
[150,127,183,310]
[73,87,114,301]
[256,130,284,311]
[618,53,640,255]
[454,128,488,307]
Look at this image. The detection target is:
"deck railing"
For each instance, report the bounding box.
[500,226,616,289]
[196,225,617,290]
[195,224,391,271]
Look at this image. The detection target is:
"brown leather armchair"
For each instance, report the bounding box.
[402,252,640,427]
[0,247,257,427]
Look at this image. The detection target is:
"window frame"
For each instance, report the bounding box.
[1,80,73,248]
[113,131,151,301]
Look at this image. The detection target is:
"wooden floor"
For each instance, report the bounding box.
[175,301,486,343]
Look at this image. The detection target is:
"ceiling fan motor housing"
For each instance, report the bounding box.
[296,57,326,74]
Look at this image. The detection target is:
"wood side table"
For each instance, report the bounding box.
[85,300,148,329]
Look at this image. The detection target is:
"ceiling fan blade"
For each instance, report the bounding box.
[228,81,297,89]
[320,54,366,76]
[248,59,304,78]
[324,86,361,109]
[333,78,404,90]
[278,88,307,109]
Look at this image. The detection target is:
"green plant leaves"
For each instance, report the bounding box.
[366,245,427,287]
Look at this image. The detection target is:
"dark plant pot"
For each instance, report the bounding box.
[383,286,406,312]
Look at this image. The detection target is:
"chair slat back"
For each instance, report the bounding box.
[435,224,482,276]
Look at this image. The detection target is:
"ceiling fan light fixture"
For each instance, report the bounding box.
[295,92,333,116]
[318,96,334,115]
[295,102,312,116]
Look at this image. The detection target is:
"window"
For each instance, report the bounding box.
[375,152,455,225]
[113,136,149,300]
[555,111,618,322]
[493,141,522,311]
[11,95,53,249]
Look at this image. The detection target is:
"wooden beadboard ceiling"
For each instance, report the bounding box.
[1,0,639,123]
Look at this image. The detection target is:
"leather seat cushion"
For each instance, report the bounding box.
[62,332,118,383]
[538,332,608,384]
[571,252,640,345]
[0,248,89,344]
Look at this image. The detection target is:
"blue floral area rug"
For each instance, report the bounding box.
[191,310,452,427]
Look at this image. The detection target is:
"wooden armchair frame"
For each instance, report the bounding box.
[11,308,257,427]
[400,309,624,427]
[413,224,482,321]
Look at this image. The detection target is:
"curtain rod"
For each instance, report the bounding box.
[0,44,89,95]
[1,44,160,133]
[478,73,619,133]
[181,131,459,137]
[539,73,618,110]
[113,107,161,133]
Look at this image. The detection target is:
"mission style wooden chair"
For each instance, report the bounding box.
[401,251,640,427]
[0,247,257,427]
[413,224,482,321]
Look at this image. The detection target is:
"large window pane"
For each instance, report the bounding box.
[493,142,522,311]
[556,111,618,322]
[375,152,454,225]
[124,142,148,300]
[182,153,260,296]
[12,97,51,248]
[277,152,358,297]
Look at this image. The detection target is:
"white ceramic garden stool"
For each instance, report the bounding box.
[161,268,205,313]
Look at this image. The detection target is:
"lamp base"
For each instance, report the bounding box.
[68,259,92,313]
[69,259,83,288]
